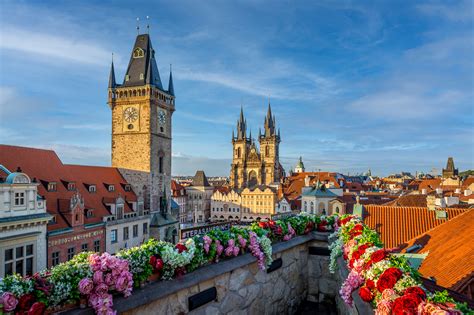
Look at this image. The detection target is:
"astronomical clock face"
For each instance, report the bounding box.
[123,107,138,123]
[158,110,166,125]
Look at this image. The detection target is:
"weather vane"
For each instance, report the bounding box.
[136,17,140,34]
[146,16,150,34]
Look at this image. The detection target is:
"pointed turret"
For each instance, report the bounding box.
[264,102,276,137]
[168,64,174,96]
[123,34,163,89]
[235,106,247,140]
[108,60,116,88]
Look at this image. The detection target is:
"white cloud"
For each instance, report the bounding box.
[0,26,117,66]
[62,124,109,131]
[416,1,473,22]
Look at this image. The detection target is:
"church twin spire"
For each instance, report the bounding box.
[233,102,280,142]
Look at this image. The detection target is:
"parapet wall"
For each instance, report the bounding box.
[68,232,371,315]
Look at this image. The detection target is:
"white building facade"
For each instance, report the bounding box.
[0,168,51,277]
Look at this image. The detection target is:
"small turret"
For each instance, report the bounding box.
[108,60,116,88]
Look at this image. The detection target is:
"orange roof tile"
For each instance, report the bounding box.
[400,210,474,293]
[383,194,428,207]
[362,205,469,249]
[0,145,138,231]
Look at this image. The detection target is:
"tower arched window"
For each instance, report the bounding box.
[265,146,269,157]
[237,147,241,158]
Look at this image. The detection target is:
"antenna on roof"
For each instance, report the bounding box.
[146,16,150,34]
[111,52,114,62]
[136,17,140,34]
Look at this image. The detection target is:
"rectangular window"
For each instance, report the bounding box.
[111,230,118,243]
[133,224,138,237]
[68,182,76,191]
[94,240,100,252]
[14,192,25,206]
[48,182,57,191]
[108,185,115,192]
[159,157,163,173]
[81,243,88,252]
[4,244,35,276]
[123,227,129,240]
[143,223,148,235]
[52,251,60,266]
[67,247,75,260]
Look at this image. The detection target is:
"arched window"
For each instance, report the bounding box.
[335,206,340,214]
[248,170,258,188]
[265,146,269,157]
[237,147,241,158]
[133,47,144,58]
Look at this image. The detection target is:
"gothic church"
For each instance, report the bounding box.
[230,104,285,189]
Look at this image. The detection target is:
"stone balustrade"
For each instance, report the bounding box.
[66,232,371,315]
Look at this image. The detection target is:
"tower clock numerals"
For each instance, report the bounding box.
[158,110,166,125]
[123,107,138,123]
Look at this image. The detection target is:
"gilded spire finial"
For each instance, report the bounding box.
[146,16,150,34]
[136,17,140,34]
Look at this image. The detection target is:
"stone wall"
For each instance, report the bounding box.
[67,232,370,315]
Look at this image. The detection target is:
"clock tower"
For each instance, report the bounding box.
[108,33,177,240]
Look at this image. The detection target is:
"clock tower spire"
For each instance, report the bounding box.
[108,31,177,241]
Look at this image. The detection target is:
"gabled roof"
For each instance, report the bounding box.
[191,170,210,187]
[400,210,474,293]
[0,145,139,232]
[383,194,427,207]
[122,34,163,89]
[362,205,469,249]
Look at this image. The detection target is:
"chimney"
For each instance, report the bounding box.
[426,195,436,211]
[435,188,443,195]
[465,189,472,197]
[304,176,310,187]
[455,188,461,194]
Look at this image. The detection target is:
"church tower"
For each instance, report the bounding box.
[107,33,175,218]
[229,103,284,189]
[230,107,251,188]
[259,102,282,185]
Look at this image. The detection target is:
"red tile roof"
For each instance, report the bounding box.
[383,194,428,207]
[362,205,469,249]
[171,180,186,197]
[400,210,474,296]
[283,172,342,201]
[0,145,138,231]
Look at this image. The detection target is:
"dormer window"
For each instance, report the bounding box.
[133,47,144,58]
[124,184,132,192]
[48,182,57,192]
[125,74,130,81]
[139,73,144,80]
[68,182,76,191]
[108,185,115,192]
[88,185,96,193]
[50,215,56,224]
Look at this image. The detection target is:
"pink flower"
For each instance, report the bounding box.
[287,223,295,236]
[95,283,109,295]
[115,274,130,293]
[381,288,398,301]
[104,273,114,286]
[88,254,102,272]
[79,278,94,295]
[93,270,104,284]
[203,235,212,254]
[237,235,247,249]
[216,240,224,256]
[1,292,18,312]
[375,300,393,315]
[233,246,240,256]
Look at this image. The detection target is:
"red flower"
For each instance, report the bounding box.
[258,222,268,229]
[366,279,375,290]
[175,243,187,253]
[358,243,370,253]
[392,294,421,315]
[340,216,354,226]
[349,258,356,269]
[174,266,186,278]
[371,250,386,263]
[28,302,46,315]
[377,268,403,292]
[404,287,426,301]
[18,294,35,311]
[358,286,373,302]
[351,250,362,260]
[343,253,348,260]
[149,255,157,267]
[267,220,276,228]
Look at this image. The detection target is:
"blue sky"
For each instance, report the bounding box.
[0,0,473,176]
